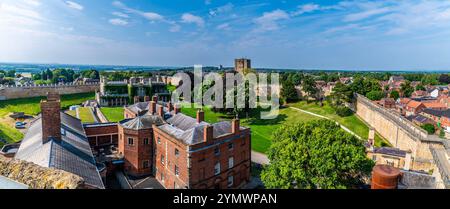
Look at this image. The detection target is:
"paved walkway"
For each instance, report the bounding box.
[289,107,362,140]
[251,151,269,165]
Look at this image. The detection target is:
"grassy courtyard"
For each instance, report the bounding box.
[100,107,125,122]
[0,92,95,117]
[77,107,96,123]
[289,101,390,147]
[0,93,95,145]
[180,105,320,153]
[0,123,24,146]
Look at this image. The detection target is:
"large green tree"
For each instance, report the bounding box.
[281,80,299,103]
[261,120,374,189]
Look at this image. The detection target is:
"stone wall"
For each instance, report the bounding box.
[0,83,99,100]
[0,158,84,189]
[355,94,435,170]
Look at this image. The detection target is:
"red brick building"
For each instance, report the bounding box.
[117,98,252,188]
[152,111,251,189]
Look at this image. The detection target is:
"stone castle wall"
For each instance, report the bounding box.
[0,83,99,100]
[355,94,435,170]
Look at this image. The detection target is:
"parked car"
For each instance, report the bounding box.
[15,121,26,129]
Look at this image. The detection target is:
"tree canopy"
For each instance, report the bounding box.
[261,120,374,189]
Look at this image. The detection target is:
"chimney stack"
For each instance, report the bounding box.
[174,105,181,114]
[149,101,156,115]
[158,105,164,118]
[134,96,140,104]
[167,102,173,113]
[152,95,158,103]
[197,109,204,123]
[203,125,213,142]
[232,119,240,134]
[144,96,150,102]
[41,92,61,144]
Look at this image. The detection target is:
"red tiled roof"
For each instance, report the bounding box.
[407,100,423,109]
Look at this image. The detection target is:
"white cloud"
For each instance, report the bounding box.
[23,0,41,7]
[65,1,83,11]
[109,18,128,26]
[209,3,234,16]
[181,13,205,27]
[169,24,181,32]
[344,7,392,22]
[292,3,320,16]
[216,23,231,30]
[254,9,289,31]
[112,11,129,18]
[141,12,164,22]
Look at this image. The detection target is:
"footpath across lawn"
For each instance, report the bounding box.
[180,105,320,154]
[289,101,391,147]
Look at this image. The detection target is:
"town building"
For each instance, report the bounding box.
[96,76,170,107]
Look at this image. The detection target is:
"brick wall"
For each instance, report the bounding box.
[84,124,118,147]
[118,126,153,177]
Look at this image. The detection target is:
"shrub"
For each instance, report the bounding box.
[366,90,385,101]
[421,124,435,134]
[335,106,353,117]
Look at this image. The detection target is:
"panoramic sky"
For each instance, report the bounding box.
[1,0,450,70]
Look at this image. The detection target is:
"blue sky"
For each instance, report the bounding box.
[1,0,450,70]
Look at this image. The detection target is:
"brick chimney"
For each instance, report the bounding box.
[174,105,181,114]
[167,102,173,113]
[203,125,213,142]
[144,96,150,102]
[197,109,204,123]
[157,105,164,118]
[152,95,158,103]
[149,101,156,115]
[41,92,61,144]
[134,96,140,104]
[232,119,240,134]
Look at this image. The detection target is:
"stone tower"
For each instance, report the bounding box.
[234,58,251,73]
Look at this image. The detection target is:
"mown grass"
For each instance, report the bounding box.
[0,123,24,146]
[289,101,391,147]
[0,92,95,117]
[181,105,320,154]
[100,107,125,122]
[77,107,96,123]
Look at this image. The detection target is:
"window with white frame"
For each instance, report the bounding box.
[227,175,234,187]
[214,162,221,175]
[228,157,234,168]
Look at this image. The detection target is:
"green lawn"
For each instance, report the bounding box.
[242,107,320,153]
[0,123,24,146]
[66,110,77,118]
[100,107,125,122]
[77,107,96,123]
[0,92,95,117]
[180,105,230,123]
[289,101,391,147]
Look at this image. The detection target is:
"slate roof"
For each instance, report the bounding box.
[14,113,104,189]
[120,114,165,130]
[423,108,450,118]
[125,101,167,115]
[373,147,407,157]
[158,113,244,145]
